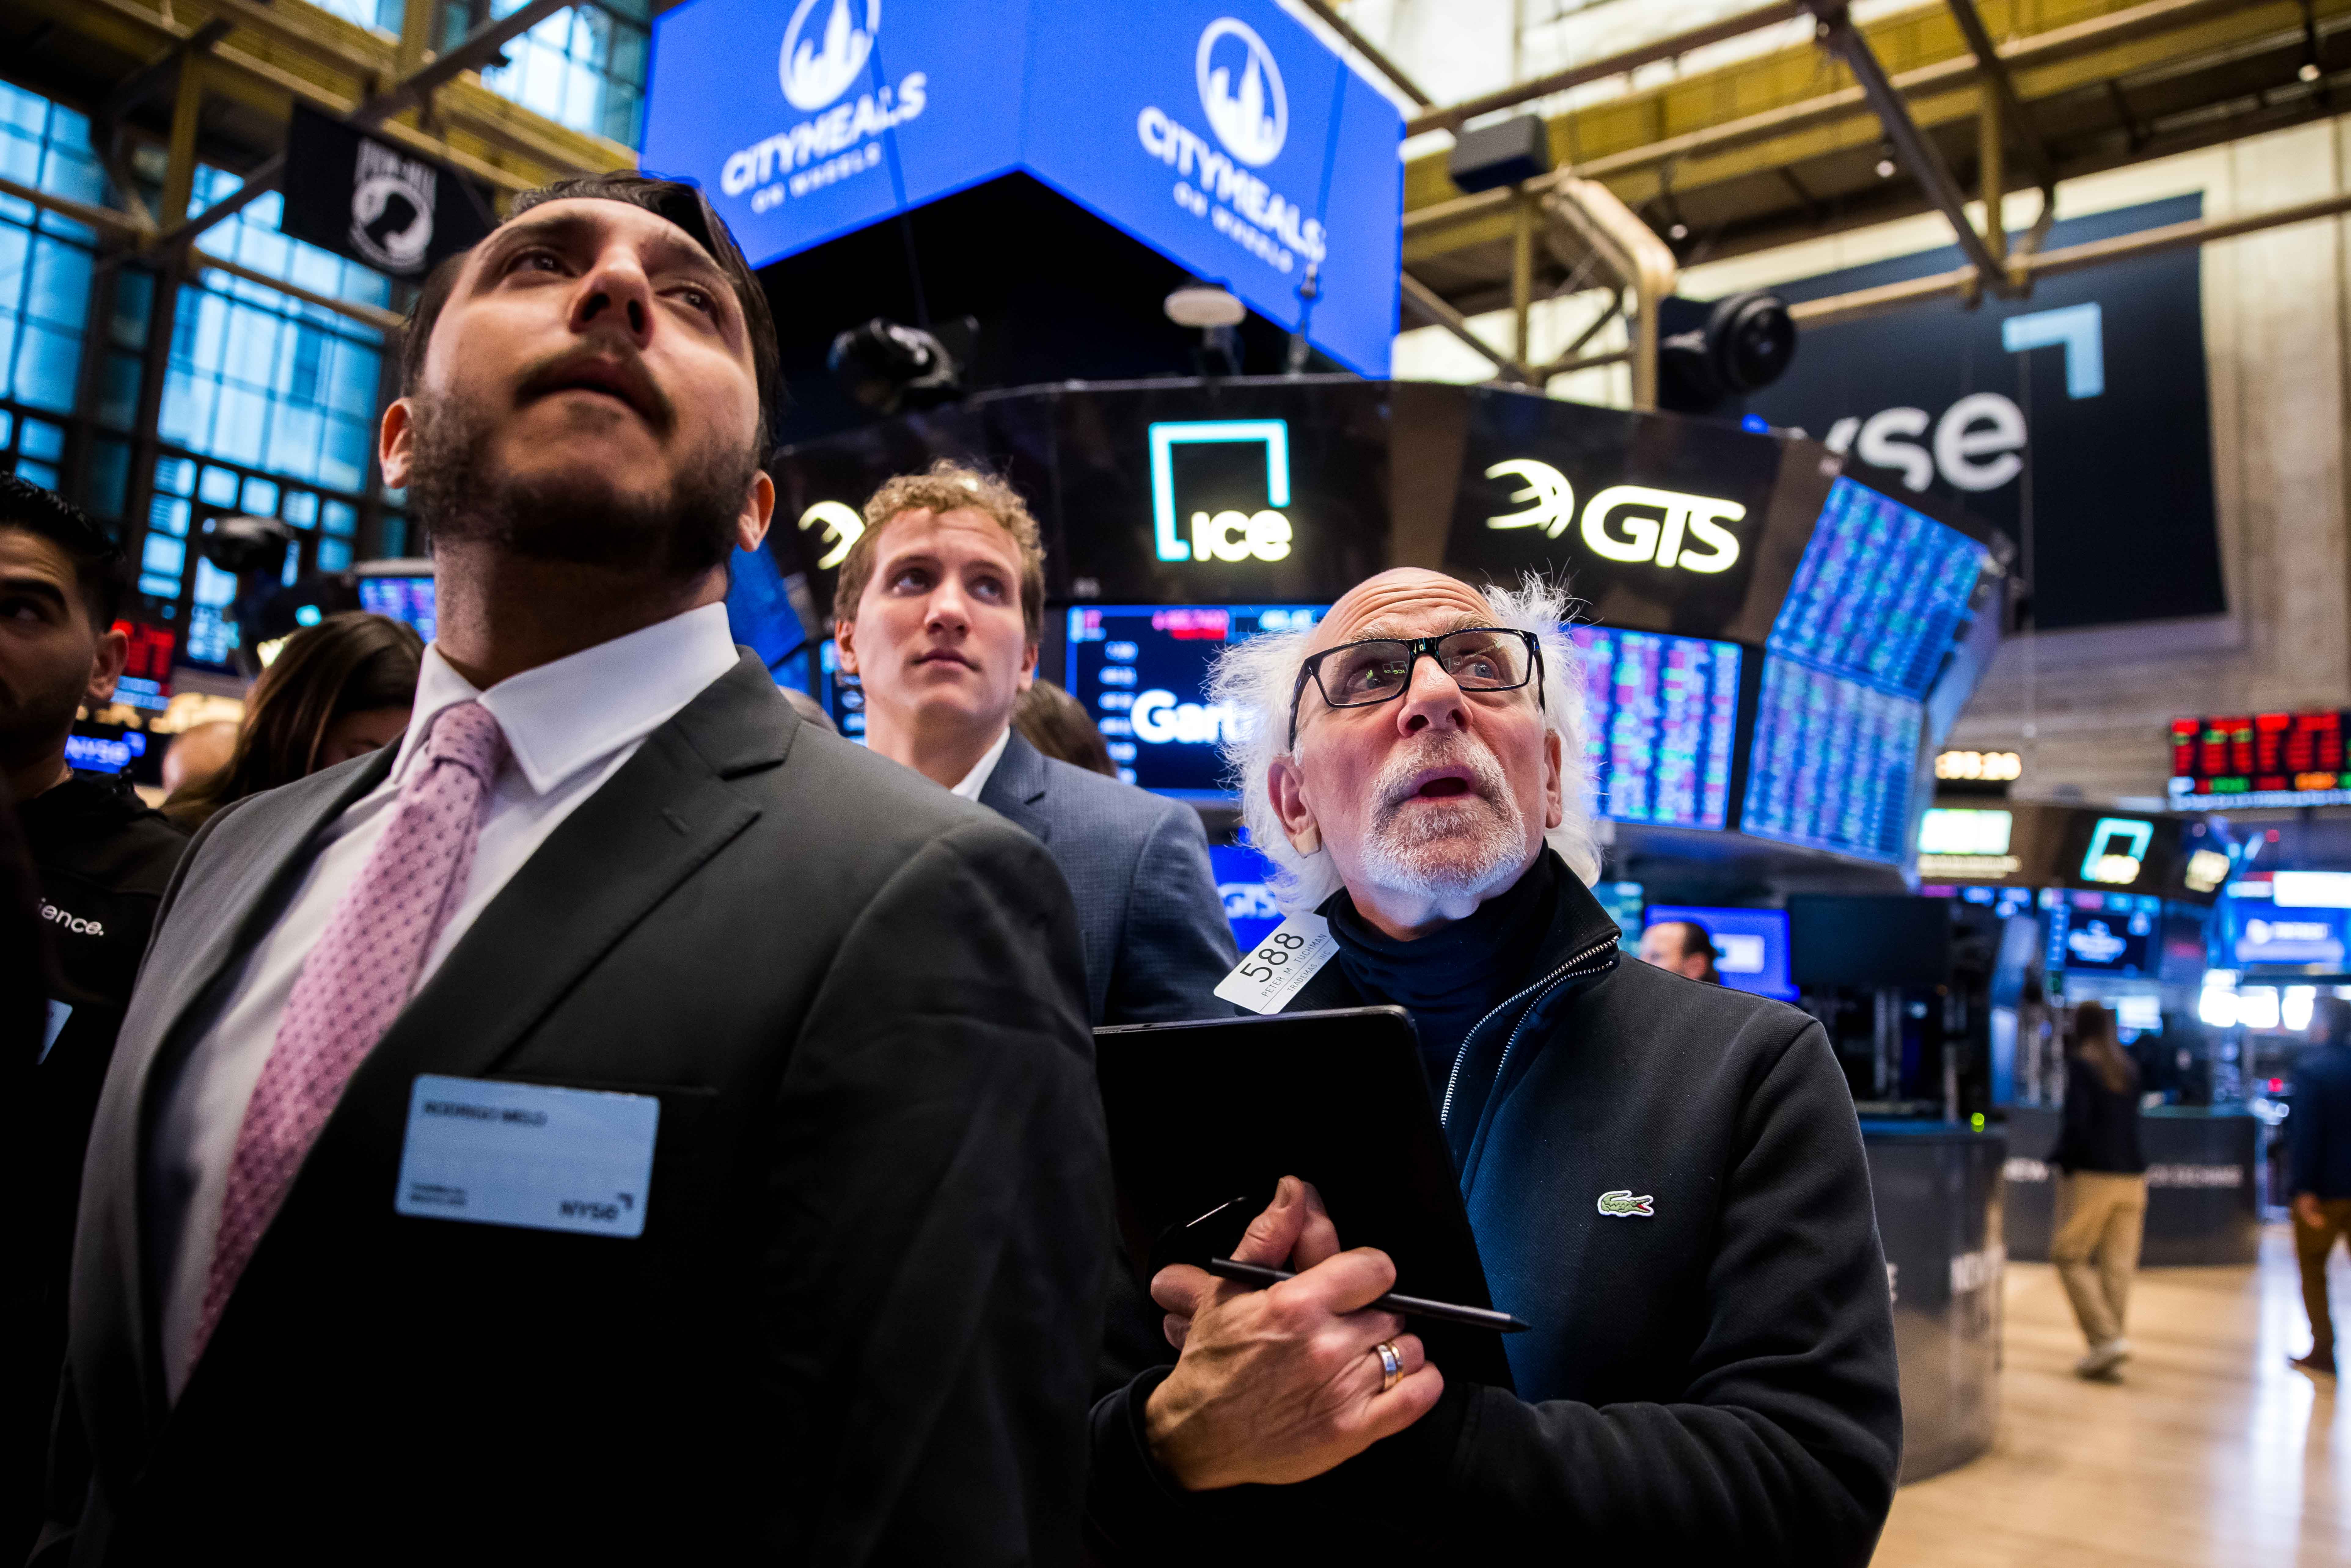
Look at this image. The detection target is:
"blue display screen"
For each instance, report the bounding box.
[1066,604,1323,799]
[1569,625,1740,830]
[1740,658,1921,863]
[2046,890,2159,975]
[817,637,866,740]
[1210,842,1283,951]
[1768,477,1986,699]
[357,576,437,643]
[643,0,1402,373]
[1643,904,1796,1000]
[2223,900,2348,968]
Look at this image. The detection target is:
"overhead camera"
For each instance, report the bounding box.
[1656,290,1799,416]
[196,513,297,576]
[827,317,965,414]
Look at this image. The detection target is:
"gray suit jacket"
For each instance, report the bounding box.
[45,653,1111,1566]
[978,732,1235,1027]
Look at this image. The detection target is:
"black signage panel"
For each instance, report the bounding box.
[1447,389,1787,639]
[768,378,1834,639]
[1749,196,2221,631]
[282,104,494,279]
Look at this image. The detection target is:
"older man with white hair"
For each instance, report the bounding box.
[1082,569,1901,1566]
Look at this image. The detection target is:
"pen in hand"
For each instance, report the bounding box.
[1204,1255,1530,1333]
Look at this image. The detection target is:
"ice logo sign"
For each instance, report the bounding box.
[780,0,877,112]
[2080,817,2152,886]
[1197,18,1286,167]
[1148,419,1295,564]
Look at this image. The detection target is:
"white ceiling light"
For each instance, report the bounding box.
[1165,285,1247,328]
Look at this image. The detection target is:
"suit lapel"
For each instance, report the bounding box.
[84,745,396,1425]
[976,730,1052,844]
[321,654,793,1107]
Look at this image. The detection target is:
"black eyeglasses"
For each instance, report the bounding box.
[1287,627,1544,747]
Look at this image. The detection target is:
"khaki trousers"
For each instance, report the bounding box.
[2052,1171,2147,1347]
[2294,1198,2351,1357]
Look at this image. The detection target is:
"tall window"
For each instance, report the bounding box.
[462,0,649,146]
[144,168,389,645]
[0,82,103,483]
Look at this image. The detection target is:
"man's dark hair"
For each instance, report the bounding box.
[0,472,126,627]
[1670,920,1721,982]
[401,171,782,456]
[2316,994,2351,1049]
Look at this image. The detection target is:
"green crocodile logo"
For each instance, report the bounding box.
[1597,1190,1654,1218]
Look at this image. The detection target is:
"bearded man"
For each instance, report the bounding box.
[43,175,1110,1566]
[1083,570,1901,1566]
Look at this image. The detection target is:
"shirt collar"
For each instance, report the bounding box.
[392,601,739,796]
[949,726,1013,801]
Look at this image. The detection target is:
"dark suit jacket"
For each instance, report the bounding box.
[976,732,1234,1027]
[45,654,1112,1566]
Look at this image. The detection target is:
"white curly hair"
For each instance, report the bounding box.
[1208,576,1601,914]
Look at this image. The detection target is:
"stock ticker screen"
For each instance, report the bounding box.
[1739,480,1984,862]
[1767,478,1987,700]
[1066,605,1325,799]
[1741,658,1922,863]
[1569,626,1741,831]
[357,576,438,643]
[2168,710,2351,807]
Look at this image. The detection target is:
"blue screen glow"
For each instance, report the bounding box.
[1644,905,1796,1000]
[1769,477,1987,700]
[643,0,1402,373]
[1741,657,1920,863]
[357,576,437,643]
[1569,625,1740,831]
[1066,603,1321,798]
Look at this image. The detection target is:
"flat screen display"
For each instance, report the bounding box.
[1642,905,1796,1000]
[817,638,866,741]
[1569,626,1741,830]
[2046,892,2159,975]
[1768,477,1986,700]
[2168,710,2351,808]
[357,575,437,642]
[1740,657,1921,863]
[1595,881,1644,951]
[1210,842,1284,952]
[1787,895,1952,989]
[1066,604,1324,798]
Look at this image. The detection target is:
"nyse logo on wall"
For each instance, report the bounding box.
[1748,196,2221,632]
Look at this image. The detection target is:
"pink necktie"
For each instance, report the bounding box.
[192,701,509,1365]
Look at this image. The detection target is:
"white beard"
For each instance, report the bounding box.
[1352,735,1529,904]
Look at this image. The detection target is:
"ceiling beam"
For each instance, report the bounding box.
[1406,2,1808,137]
[1294,0,1431,107]
[149,0,577,254]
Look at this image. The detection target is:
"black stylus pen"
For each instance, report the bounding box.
[1205,1256,1530,1333]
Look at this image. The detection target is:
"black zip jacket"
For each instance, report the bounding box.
[1086,853,1902,1565]
[2050,1056,2145,1175]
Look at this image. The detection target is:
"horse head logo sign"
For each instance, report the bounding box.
[1196,18,1286,167]
[780,0,878,112]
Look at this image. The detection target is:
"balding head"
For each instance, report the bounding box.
[1210,572,1601,938]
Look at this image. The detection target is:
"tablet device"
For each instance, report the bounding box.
[1094,1005,1515,1391]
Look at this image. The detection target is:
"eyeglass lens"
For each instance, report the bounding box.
[1319,630,1530,706]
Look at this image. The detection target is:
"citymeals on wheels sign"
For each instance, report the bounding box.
[642,0,1403,374]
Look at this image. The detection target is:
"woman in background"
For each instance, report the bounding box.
[164,612,422,830]
[1011,679,1116,777]
[2049,999,2148,1380]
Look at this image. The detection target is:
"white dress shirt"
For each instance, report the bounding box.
[949,726,1012,802]
[148,602,740,1401]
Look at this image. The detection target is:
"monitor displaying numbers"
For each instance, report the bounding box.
[1569,626,1741,831]
[1066,605,1324,799]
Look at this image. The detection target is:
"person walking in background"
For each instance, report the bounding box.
[2050,1000,2148,1380]
[2288,995,2351,1376]
[161,611,423,829]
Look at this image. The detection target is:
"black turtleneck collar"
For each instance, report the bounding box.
[1322,849,1563,1101]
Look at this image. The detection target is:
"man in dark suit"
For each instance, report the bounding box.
[42,174,1111,1565]
[832,462,1233,1026]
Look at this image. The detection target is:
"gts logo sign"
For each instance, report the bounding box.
[1484,460,1744,575]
